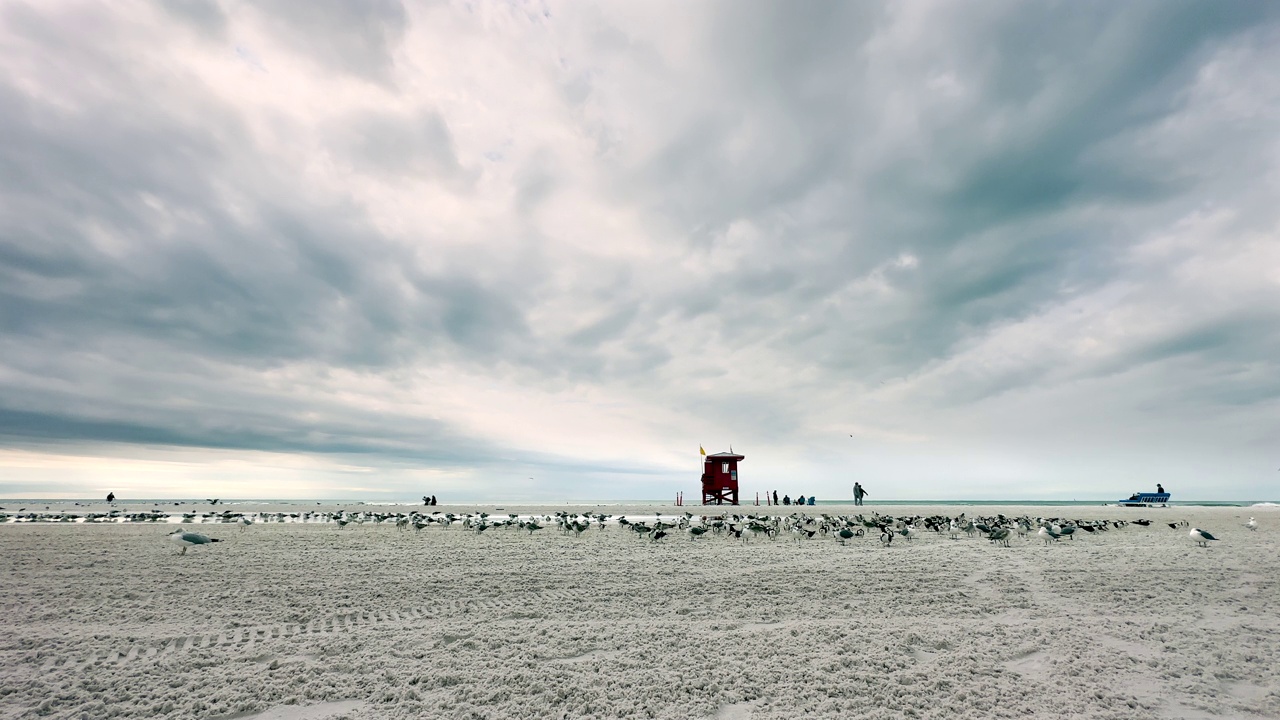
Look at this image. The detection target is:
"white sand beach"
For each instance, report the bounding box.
[1,503,1276,719]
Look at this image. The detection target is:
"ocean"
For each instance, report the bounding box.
[1,497,1275,508]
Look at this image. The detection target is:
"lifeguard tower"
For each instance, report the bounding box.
[701,451,743,505]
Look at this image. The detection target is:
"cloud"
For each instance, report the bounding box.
[1,1,1278,500]
[250,0,408,86]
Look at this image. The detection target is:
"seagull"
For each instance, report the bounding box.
[1246,517,1257,531]
[1038,526,1060,544]
[168,528,221,555]
[837,528,854,546]
[1190,528,1217,548]
[239,516,254,532]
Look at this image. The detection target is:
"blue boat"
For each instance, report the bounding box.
[1118,492,1170,507]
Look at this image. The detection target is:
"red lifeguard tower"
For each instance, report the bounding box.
[701,451,743,505]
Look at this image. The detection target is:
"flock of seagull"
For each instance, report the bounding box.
[148,508,1259,555]
[0,503,1256,555]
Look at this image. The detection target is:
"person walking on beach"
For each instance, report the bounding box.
[853,483,867,506]
[772,490,779,506]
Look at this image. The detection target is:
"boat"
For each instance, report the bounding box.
[1117,492,1170,507]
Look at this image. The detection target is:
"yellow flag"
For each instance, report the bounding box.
[699,445,706,456]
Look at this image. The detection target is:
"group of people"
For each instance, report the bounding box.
[764,484,869,507]
[769,491,815,506]
[422,495,438,506]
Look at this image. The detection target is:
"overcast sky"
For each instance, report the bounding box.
[2,1,1278,502]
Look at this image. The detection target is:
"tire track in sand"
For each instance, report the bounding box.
[27,588,585,672]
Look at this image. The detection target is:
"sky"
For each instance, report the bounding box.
[1,1,1279,502]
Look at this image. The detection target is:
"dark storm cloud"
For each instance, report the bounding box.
[1,1,1278,498]
[0,3,545,473]
[603,1,1280,444]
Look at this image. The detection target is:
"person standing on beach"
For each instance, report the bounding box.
[772,490,779,506]
[853,483,867,506]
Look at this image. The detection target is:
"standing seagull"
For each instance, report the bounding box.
[1189,528,1217,548]
[1246,517,1257,531]
[168,528,222,555]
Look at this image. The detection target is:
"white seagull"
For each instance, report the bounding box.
[1246,517,1257,531]
[1189,528,1217,548]
[169,528,222,555]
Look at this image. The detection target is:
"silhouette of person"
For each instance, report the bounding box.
[853,483,867,506]
[1157,483,1165,494]
[106,492,115,503]
[772,490,779,506]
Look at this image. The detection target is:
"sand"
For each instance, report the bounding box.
[1,503,1276,719]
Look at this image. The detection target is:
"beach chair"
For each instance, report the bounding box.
[1117,493,1170,507]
